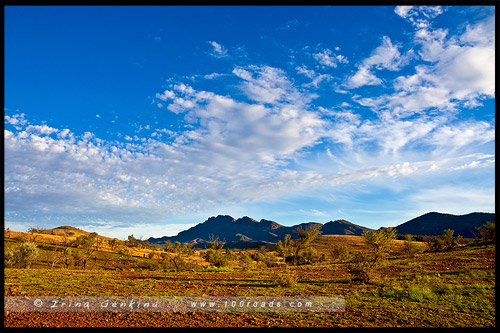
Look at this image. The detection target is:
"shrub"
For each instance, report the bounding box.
[429,229,462,252]
[28,226,47,234]
[301,247,318,264]
[362,227,396,267]
[251,252,266,262]
[478,222,495,244]
[276,224,322,265]
[4,242,39,268]
[203,248,229,268]
[380,286,407,299]
[4,251,16,268]
[329,243,351,262]
[238,251,254,269]
[346,252,372,284]
[274,269,298,287]
[263,253,279,267]
[403,234,422,257]
[408,285,435,302]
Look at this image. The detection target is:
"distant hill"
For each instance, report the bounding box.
[394,212,495,238]
[321,219,373,236]
[147,215,373,247]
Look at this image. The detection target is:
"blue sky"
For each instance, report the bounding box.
[4,5,495,239]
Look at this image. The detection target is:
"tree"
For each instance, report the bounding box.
[202,235,235,268]
[5,242,39,268]
[362,227,396,268]
[75,232,99,269]
[164,240,173,252]
[478,222,495,244]
[275,234,295,260]
[46,232,78,269]
[108,238,119,250]
[162,241,194,271]
[276,224,322,265]
[292,224,322,264]
[206,234,225,250]
[345,227,397,284]
[429,229,462,252]
[346,252,372,284]
[126,234,139,247]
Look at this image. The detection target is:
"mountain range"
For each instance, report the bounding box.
[394,212,495,239]
[147,212,494,247]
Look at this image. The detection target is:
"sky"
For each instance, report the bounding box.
[4,5,495,240]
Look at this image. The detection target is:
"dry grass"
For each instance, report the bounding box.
[311,234,426,259]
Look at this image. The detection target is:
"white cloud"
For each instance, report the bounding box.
[232,65,308,105]
[352,12,495,116]
[159,72,326,164]
[346,36,410,89]
[363,36,409,71]
[298,209,327,218]
[395,5,444,28]
[5,66,329,225]
[26,124,58,135]
[4,113,28,129]
[394,6,413,19]
[312,48,348,68]
[204,72,226,80]
[208,40,228,58]
[295,65,332,88]
[346,66,382,89]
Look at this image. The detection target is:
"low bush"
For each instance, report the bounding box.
[274,269,298,287]
[428,229,463,252]
[329,243,351,262]
[346,252,372,284]
[4,242,39,268]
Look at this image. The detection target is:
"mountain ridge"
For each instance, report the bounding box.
[147,215,373,246]
[394,211,495,238]
[147,212,495,246]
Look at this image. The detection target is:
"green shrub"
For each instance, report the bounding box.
[429,229,462,252]
[478,222,495,244]
[4,250,16,268]
[263,253,279,267]
[274,269,298,287]
[380,286,407,299]
[238,251,254,269]
[251,252,266,262]
[329,243,351,262]
[408,285,435,302]
[346,252,372,284]
[203,248,229,267]
[362,227,396,266]
[4,242,39,268]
